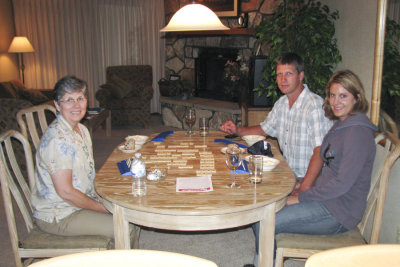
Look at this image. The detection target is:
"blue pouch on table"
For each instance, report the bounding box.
[231,160,249,174]
[117,158,133,176]
[214,139,248,149]
[151,131,174,142]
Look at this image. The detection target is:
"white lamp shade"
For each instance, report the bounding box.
[160,4,229,32]
[8,36,35,53]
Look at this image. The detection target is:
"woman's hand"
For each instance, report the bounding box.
[291,182,301,196]
[286,195,299,206]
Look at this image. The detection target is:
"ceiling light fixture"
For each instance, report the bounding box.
[160,3,229,32]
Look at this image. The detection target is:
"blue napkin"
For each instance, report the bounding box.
[231,160,249,174]
[151,131,174,142]
[214,139,248,149]
[117,158,133,176]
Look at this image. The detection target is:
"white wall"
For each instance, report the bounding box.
[320,0,377,109]
[0,0,19,82]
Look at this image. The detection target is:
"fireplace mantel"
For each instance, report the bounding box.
[165,28,254,37]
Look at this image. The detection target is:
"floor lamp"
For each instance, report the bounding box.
[8,36,35,84]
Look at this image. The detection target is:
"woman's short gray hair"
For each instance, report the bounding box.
[53,76,88,104]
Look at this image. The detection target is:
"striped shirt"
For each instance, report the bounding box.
[260,85,332,178]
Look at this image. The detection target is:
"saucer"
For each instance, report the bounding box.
[220,147,246,154]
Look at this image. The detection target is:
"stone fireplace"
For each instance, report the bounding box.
[163,0,283,100]
[195,47,239,101]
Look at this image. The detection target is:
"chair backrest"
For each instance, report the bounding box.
[0,130,36,265]
[17,104,57,151]
[379,110,399,138]
[27,249,218,267]
[358,132,400,243]
[106,65,153,85]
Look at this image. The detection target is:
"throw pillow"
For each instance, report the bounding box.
[20,90,50,105]
[0,82,19,98]
[100,83,125,99]
[10,79,27,95]
[108,75,132,99]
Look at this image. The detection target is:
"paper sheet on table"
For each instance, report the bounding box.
[176,176,213,192]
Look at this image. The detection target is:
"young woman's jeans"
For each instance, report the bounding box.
[252,201,347,265]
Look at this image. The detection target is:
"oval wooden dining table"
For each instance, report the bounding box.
[94,131,296,267]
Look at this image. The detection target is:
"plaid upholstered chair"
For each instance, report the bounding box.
[96,65,154,128]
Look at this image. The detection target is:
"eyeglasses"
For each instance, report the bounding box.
[59,96,87,106]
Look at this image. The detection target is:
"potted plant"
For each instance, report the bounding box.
[254,0,341,103]
[222,55,249,102]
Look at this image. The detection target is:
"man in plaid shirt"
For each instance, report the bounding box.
[220,52,332,193]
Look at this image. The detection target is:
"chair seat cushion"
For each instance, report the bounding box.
[21,226,113,249]
[276,228,367,251]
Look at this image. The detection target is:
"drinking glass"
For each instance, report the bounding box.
[225,145,243,188]
[248,155,263,184]
[199,117,209,137]
[184,108,196,135]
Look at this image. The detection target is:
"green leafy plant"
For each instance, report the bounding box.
[381,17,400,119]
[254,0,341,103]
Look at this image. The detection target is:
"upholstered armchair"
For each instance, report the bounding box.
[96,65,154,128]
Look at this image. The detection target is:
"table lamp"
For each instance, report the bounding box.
[8,36,35,84]
[160,1,229,32]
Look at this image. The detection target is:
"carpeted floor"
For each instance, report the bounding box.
[0,114,304,267]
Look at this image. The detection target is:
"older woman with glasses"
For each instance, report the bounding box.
[31,76,139,243]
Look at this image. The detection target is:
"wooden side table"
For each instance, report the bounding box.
[82,109,111,137]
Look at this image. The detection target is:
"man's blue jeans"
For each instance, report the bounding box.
[253,201,347,258]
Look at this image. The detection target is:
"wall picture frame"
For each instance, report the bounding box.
[201,0,238,17]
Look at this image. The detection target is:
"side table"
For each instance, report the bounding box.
[82,109,111,137]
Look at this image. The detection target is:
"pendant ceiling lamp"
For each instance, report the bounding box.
[160,3,229,32]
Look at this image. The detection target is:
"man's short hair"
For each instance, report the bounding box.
[275,52,304,74]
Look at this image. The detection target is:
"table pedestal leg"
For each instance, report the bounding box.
[113,204,131,249]
[259,203,276,267]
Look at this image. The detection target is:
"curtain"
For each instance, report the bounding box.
[12,0,165,113]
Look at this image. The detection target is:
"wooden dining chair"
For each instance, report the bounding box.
[0,130,112,267]
[16,104,57,151]
[27,249,219,267]
[274,132,400,267]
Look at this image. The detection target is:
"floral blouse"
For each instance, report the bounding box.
[31,114,96,223]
